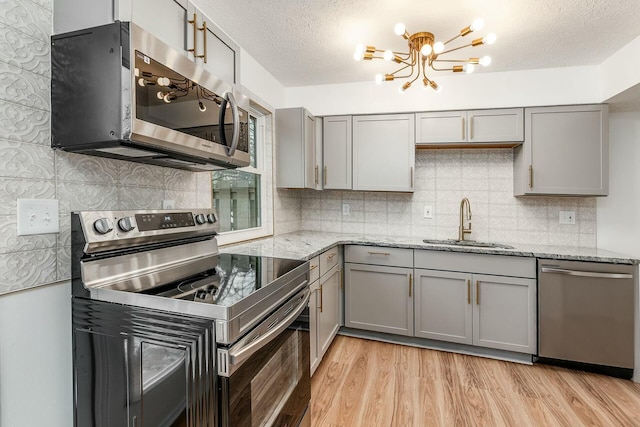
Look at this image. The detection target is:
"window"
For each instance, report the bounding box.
[213,110,271,245]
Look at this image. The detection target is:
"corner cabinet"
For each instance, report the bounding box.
[414,251,537,354]
[322,116,353,190]
[514,104,609,196]
[352,114,415,192]
[276,107,320,189]
[415,108,524,146]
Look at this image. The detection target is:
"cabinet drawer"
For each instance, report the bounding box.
[414,250,536,278]
[319,247,339,276]
[345,245,413,268]
[309,256,320,283]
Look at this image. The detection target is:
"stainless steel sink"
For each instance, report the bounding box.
[422,239,514,249]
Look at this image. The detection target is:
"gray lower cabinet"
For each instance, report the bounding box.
[513,104,608,196]
[344,263,413,336]
[414,250,537,354]
[473,274,536,353]
[414,270,473,345]
[318,264,341,356]
[309,248,341,376]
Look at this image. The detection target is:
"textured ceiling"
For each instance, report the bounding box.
[192,0,640,87]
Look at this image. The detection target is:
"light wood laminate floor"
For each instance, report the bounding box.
[310,335,640,427]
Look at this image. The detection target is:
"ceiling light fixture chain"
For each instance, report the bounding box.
[354,18,496,93]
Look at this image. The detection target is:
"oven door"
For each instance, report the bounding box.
[218,287,311,427]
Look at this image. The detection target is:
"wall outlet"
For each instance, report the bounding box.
[342,203,351,216]
[423,205,433,219]
[162,200,176,209]
[17,199,60,235]
[559,210,576,225]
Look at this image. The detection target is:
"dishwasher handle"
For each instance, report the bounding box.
[540,266,633,280]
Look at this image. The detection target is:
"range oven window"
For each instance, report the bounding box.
[221,324,310,427]
[250,332,301,427]
[133,50,248,153]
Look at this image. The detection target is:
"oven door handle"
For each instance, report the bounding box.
[218,287,310,376]
[218,91,240,156]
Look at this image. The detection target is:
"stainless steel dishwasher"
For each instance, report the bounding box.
[538,259,635,377]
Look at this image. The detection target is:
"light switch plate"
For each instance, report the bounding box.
[423,205,433,219]
[17,199,60,235]
[559,210,576,225]
[342,203,351,216]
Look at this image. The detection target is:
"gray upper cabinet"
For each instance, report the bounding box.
[55,0,192,54]
[514,104,609,196]
[197,13,240,85]
[415,108,524,145]
[415,111,466,143]
[352,114,415,192]
[54,0,240,85]
[276,108,317,189]
[322,116,353,190]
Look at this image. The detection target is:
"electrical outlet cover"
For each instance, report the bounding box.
[342,203,351,216]
[17,199,60,235]
[559,210,576,225]
[423,205,433,219]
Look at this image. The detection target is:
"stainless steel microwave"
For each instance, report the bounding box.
[51,22,250,171]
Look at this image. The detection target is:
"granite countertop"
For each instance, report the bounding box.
[220,231,639,265]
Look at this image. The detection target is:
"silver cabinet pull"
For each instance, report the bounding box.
[367,251,391,256]
[324,166,327,186]
[541,267,632,279]
[315,165,319,184]
[469,116,474,140]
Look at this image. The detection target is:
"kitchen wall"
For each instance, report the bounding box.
[0,0,213,296]
[299,149,596,247]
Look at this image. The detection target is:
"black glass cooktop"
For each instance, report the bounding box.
[144,253,306,307]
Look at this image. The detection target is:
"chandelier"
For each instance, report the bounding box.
[353,18,496,93]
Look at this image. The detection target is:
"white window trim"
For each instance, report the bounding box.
[216,111,272,246]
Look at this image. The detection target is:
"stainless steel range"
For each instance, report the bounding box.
[71,209,311,427]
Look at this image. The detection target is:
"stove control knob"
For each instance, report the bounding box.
[93,218,113,235]
[195,214,206,225]
[117,217,136,232]
[207,213,217,224]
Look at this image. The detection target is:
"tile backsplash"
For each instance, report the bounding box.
[0,0,213,295]
[299,149,597,248]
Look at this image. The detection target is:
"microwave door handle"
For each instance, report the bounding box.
[218,92,240,156]
[221,286,310,374]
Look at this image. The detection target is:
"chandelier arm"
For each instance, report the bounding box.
[389,64,414,78]
[440,43,474,56]
[443,34,461,45]
[429,63,455,72]
[434,59,473,63]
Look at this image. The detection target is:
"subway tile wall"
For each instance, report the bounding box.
[0,0,213,295]
[299,149,597,247]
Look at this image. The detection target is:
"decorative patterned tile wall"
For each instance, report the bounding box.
[0,0,213,295]
[300,149,597,247]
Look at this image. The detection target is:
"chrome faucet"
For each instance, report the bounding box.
[458,198,472,241]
